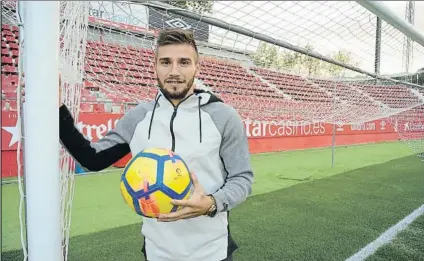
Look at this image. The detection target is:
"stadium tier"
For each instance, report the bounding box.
[2,24,424,116]
[353,84,422,108]
[250,67,333,103]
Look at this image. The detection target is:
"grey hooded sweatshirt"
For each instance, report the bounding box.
[59,89,254,261]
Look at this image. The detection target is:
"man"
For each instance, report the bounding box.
[46,29,253,261]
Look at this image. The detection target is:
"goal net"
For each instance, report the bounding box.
[85,0,424,154]
[1,0,424,260]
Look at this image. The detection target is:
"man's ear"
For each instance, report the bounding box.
[152,58,157,76]
[195,61,200,77]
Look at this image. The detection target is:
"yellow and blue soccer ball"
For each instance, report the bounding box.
[120,148,193,218]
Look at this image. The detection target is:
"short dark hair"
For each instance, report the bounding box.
[155,28,199,57]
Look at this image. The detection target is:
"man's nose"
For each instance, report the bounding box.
[169,63,180,76]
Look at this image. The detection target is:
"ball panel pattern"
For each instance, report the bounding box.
[120,148,193,217]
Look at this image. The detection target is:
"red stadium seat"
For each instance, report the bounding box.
[80,103,93,112]
[1,48,10,56]
[9,43,18,50]
[2,65,16,74]
[1,56,13,65]
[93,103,105,112]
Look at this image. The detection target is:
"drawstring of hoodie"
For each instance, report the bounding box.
[198,96,202,143]
[148,94,161,140]
[147,94,203,144]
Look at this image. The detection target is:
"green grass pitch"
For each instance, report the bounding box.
[2,141,424,261]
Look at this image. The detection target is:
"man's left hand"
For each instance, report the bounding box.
[157,172,213,222]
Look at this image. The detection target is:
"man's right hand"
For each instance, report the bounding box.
[20,72,62,105]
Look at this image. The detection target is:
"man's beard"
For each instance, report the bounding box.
[157,77,195,100]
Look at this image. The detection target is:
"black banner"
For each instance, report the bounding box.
[148,7,210,42]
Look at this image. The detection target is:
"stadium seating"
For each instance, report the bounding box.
[198,57,281,98]
[310,79,376,106]
[354,84,422,108]
[1,23,423,118]
[1,24,19,111]
[250,67,333,103]
[84,40,159,112]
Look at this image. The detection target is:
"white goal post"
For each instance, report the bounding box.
[16,1,89,260]
[22,1,62,261]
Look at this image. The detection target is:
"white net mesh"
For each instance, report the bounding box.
[1,0,424,259]
[81,0,423,152]
[1,2,28,259]
[209,1,424,76]
[58,2,90,259]
[392,105,424,160]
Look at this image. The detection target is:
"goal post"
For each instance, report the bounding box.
[22,1,62,261]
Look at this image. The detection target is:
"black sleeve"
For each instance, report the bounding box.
[59,105,131,171]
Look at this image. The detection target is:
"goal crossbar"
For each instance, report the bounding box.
[356,0,424,47]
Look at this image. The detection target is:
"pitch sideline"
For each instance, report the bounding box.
[345,204,424,261]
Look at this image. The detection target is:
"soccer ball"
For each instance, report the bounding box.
[120,148,193,218]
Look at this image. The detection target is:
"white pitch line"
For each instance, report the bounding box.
[345,204,424,261]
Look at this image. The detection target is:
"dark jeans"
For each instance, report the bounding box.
[221,255,233,261]
[147,256,233,261]
[147,255,233,261]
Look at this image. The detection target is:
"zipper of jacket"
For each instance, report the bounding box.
[170,106,178,151]
[166,94,194,152]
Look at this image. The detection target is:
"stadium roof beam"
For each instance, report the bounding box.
[138,1,423,89]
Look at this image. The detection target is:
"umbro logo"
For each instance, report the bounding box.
[165,18,191,30]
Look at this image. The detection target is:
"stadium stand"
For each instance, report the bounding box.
[2,24,423,116]
[251,67,333,103]
[354,84,422,108]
